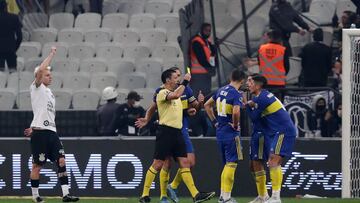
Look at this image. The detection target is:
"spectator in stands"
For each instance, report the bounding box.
[299,28,332,87]
[97,87,120,136]
[307,95,327,137]
[269,0,311,56]
[322,105,341,137]
[0,0,22,73]
[351,0,360,15]
[332,56,342,90]
[258,30,290,88]
[89,0,103,14]
[116,91,145,136]
[189,22,216,96]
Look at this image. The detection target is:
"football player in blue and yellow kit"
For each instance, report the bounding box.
[245,96,270,203]
[204,69,246,203]
[246,74,297,203]
[135,67,206,203]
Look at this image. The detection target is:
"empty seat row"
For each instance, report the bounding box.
[24,12,180,32]
[17,41,182,60]
[2,70,164,91]
[28,27,180,45]
[0,87,155,110]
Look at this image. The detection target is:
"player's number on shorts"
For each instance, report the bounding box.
[216,97,227,117]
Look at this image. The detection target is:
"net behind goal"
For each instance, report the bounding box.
[342,29,360,198]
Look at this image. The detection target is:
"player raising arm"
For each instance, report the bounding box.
[24,47,79,203]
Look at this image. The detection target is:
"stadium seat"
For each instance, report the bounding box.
[22,13,48,32]
[152,43,180,58]
[163,57,184,69]
[118,1,145,16]
[115,88,129,104]
[49,13,75,31]
[139,28,167,47]
[166,29,180,42]
[30,28,58,45]
[287,57,302,85]
[129,13,156,29]
[74,13,102,30]
[17,57,25,71]
[52,58,80,72]
[90,72,118,91]
[0,88,16,110]
[102,0,119,15]
[303,0,336,25]
[16,90,32,110]
[173,0,191,12]
[146,75,162,89]
[52,89,72,110]
[204,0,227,17]
[134,88,156,109]
[118,72,146,89]
[247,16,267,40]
[135,58,163,75]
[123,43,151,59]
[96,42,124,59]
[145,0,173,16]
[0,72,7,88]
[108,59,136,78]
[58,28,84,43]
[49,72,64,89]
[22,30,30,42]
[84,28,112,45]
[290,32,311,56]
[79,58,108,72]
[72,89,100,110]
[102,13,129,30]
[63,72,90,90]
[24,57,43,72]
[68,43,96,60]
[213,14,238,30]
[336,0,356,19]
[16,42,42,60]
[155,13,179,30]
[7,72,34,91]
[42,42,69,58]
[113,28,140,45]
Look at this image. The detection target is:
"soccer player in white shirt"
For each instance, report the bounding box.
[24,47,79,203]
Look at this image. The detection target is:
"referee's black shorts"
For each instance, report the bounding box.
[154,125,187,161]
[30,130,65,165]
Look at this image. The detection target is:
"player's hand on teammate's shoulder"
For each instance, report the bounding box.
[247,100,257,108]
[187,108,197,116]
[135,118,148,129]
[197,90,205,103]
[24,128,33,137]
[184,73,191,81]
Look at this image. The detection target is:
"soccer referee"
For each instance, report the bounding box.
[139,69,215,203]
[24,47,79,203]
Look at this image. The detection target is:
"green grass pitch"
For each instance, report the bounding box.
[0,197,359,203]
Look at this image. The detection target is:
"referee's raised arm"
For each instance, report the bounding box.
[166,73,191,100]
[34,46,56,87]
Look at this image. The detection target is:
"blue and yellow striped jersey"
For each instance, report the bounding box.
[212,84,243,126]
[247,89,296,136]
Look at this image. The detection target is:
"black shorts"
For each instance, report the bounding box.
[154,125,187,161]
[30,130,65,165]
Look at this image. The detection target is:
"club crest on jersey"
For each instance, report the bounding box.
[43,120,49,126]
[59,149,65,155]
[39,153,46,162]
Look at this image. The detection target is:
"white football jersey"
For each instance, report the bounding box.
[30,82,56,132]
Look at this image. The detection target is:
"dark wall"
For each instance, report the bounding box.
[0,138,341,197]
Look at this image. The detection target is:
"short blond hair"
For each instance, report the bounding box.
[34,66,51,77]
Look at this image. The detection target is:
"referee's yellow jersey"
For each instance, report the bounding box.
[156,88,183,129]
